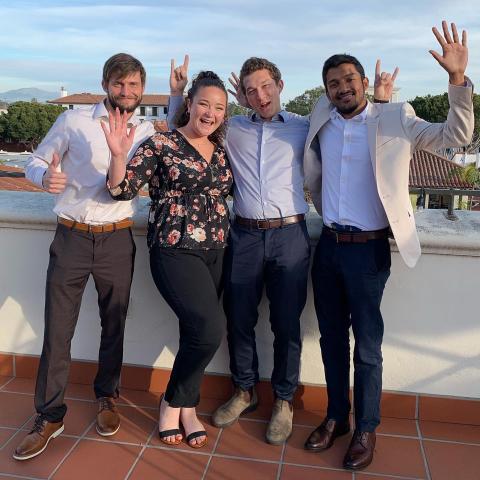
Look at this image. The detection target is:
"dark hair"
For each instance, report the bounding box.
[103,53,146,86]
[239,57,282,94]
[175,71,228,145]
[322,54,365,87]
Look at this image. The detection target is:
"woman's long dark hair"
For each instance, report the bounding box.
[174,71,228,145]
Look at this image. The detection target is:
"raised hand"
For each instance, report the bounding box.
[101,108,137,160]
[373,59,399,101]
[42,152,67,194]
[170,54,189,95]
[228,72,250,109]
[430,21,467,85]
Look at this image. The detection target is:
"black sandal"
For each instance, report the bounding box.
[158,394,182,445]
[159,428,183,445]
[186,430,208,449]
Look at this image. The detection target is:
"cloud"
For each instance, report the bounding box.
[0,0,478,101]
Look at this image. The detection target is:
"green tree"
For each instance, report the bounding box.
[0,102,65,150]
[284,86,325,116]
[458,163,480,188]
[409,92,480,140]
[228,102,250,117]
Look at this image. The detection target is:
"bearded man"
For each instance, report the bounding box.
[14,53,155,461]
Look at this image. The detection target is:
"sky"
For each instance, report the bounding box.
[1,0,480,103]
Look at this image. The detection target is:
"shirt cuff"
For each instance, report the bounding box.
[31,165,48,188]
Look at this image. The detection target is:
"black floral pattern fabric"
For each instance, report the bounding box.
[111,130,233,250]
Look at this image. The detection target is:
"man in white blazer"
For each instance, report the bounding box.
[303,21,473,470]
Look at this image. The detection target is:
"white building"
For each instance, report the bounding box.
[48,87,169,122]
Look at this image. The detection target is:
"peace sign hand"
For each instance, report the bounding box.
[101,107,137,160]
[170,54,189,95]
[430,21,467,85]
[228,72,250,109]
[373,59,399,102]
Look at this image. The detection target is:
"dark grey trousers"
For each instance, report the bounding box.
[34,223,135,422]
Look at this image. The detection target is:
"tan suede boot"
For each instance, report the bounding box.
[265,399,293,445]
[212,387,258,428]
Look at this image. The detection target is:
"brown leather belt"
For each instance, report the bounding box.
[323,226,389,243]
[58,217,133,233]
[235,214,305,230]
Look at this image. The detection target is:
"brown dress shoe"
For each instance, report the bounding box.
[13,415,64,460]
[343,430,376,470]
[96,397,120,436]
[304,417,350,451]
[212,387,258,428]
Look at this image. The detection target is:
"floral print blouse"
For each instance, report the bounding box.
[111,130,233,250]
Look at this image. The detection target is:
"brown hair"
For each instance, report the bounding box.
[102,53,146,86]
[239,57,281,94]
[175,71,228,145]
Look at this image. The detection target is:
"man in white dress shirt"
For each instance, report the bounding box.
[14,53,155,461]
[303,22,473,470]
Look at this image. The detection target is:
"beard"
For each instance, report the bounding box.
[335,102,360,115]
[333,90,363,115]
[107,92,142,113]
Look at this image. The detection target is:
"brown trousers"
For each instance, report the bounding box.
[34,223,135,421]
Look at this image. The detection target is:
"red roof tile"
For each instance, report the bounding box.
[0,165,148,195]
[410,150,474,189]
[2,150,475,195]
[48,93,169,106]
[0,165,43,192]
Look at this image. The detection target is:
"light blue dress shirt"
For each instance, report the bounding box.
[168,96,309,219]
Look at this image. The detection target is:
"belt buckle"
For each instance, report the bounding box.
[256,219,268,230]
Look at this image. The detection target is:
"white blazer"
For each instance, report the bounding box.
[304,82,474,267]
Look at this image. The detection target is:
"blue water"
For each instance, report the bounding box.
[0,154,29,168]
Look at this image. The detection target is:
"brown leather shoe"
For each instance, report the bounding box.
[13,415,64,460]
[96,397,120,436]
[304,417,350,451]
[212,387,258,428]
[343,430,376,470]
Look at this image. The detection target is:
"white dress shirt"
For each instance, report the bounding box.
[319,103,389,230]
[25,102,155,224]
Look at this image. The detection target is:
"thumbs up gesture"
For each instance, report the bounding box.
[42,152,67,194]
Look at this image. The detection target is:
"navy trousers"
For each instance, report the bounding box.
[223,221,310,401]
[311,231,391,431]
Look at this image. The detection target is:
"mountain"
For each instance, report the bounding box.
[0,88,57,104]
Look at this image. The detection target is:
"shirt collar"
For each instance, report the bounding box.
[250,109,287,123]
[93,100,142,126]
[330,102,369,123]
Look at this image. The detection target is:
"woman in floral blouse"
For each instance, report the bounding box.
[102,70,232,449]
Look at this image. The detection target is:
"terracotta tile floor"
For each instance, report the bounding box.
[0,377,479,480]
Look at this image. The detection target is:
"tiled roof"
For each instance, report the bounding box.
[48,93,169,106]
[0,165,43,192]
[0,165,148,195]
[2,150,475,194]
[410,150,475,189]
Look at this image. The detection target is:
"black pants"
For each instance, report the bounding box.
[149,247,225,407]
[35,224,136,422]
[223,221,310,401]
[311,231,391,431]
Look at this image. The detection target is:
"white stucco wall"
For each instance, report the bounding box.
[0,191,479,398]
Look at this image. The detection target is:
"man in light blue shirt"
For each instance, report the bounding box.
[169,57,310,445]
